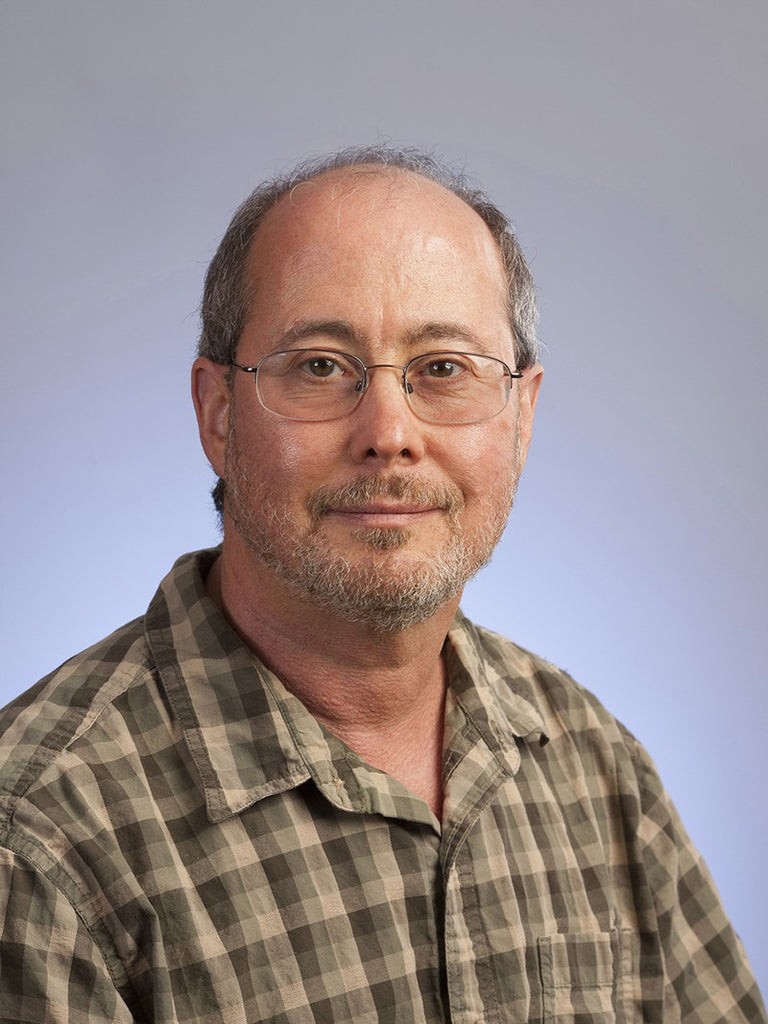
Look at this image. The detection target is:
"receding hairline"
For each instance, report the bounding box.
[240,162,510,314]
[198,144,539,372]
[254,162,501,235]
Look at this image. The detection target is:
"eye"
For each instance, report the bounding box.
[302,355,343,378]
[420,356,470,379]
[286,350,360,381]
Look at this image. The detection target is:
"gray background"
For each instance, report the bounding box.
[2,0,766,993]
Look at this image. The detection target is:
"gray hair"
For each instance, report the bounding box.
[198,145,540,514]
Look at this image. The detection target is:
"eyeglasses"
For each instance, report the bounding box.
[230,349,522,425]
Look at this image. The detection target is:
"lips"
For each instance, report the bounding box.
[334,502,438,516]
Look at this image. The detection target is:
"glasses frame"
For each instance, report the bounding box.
[229,348,524,425]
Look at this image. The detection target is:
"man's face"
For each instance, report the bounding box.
[198,169,541,631]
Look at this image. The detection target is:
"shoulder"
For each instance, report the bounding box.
[0,614,157,838]
[457,616,694,878]
[457,614,634,742]
[453,614,656,798]
[0,546,219,830]
[0,616,172,1007]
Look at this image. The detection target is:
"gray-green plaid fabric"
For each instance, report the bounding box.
[0,549,764,1023]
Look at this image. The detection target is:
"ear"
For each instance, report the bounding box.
[191,357,231,478]
[517,363,543,459]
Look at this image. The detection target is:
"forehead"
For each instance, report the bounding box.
[247,167,507,293]
[238,167,513,360]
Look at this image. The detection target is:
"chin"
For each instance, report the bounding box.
[350,526,411,551]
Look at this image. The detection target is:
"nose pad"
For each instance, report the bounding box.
[354,365,412,402]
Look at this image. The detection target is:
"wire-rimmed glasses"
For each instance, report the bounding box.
[230,349,522,425]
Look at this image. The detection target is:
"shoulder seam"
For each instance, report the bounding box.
[0,658,156,838]
[0,837,142,1017]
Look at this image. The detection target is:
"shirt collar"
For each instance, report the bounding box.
[145,548,315,822]
[144,549,547,824]
[445,612,548,776]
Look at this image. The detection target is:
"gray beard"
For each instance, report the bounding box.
[224,439,521,633]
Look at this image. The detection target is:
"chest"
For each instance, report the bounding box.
[100,757,653,1023]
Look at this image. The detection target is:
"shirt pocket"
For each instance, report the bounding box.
[537,931,620,1023]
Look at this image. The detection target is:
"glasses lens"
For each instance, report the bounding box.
[405,352,511,424]
[256,349,364,421]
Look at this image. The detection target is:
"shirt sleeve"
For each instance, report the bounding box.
[0,847,136,1024]
[628,735,767,1023]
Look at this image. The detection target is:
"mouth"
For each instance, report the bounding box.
[327,504,442,527]
[307,476,462,527]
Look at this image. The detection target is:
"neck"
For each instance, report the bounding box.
[206,544,459,815]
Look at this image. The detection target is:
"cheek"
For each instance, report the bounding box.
[440,419,520,499]
[237,415,345,486]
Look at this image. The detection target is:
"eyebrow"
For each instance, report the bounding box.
[273,320,485,352]
[404,322,483,348]
[273,321,358,350]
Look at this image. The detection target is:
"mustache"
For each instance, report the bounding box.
[306,475,464,519]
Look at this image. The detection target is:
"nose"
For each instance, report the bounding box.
[350,364,426,464]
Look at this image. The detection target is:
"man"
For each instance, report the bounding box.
[0,146,764,1023]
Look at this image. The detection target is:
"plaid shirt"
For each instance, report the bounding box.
[0,549,764,1023]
